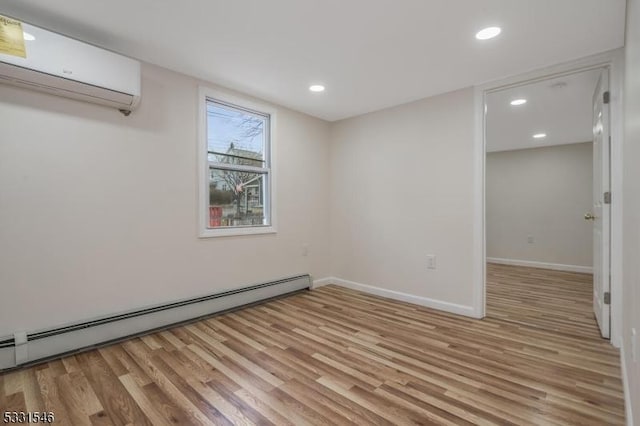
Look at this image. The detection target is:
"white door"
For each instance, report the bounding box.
[590,68,611,339]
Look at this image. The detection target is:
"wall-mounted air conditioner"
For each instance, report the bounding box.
[0,16,141,115]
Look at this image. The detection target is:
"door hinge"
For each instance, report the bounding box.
[603,91,610,104]
[604,191,611,204]
[604,292,611,305]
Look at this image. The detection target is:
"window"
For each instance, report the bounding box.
[199,88,276,237]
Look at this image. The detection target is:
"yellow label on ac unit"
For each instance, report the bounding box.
[0,15,26,58]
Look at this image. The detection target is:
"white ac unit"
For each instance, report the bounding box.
[0,18,141,115]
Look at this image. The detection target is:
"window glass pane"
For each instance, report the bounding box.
[209,168,267,228]
[207,100,267,166]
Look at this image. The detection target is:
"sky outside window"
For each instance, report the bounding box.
[207,101,266,163]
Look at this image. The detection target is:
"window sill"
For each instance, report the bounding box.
[199,225,277,238]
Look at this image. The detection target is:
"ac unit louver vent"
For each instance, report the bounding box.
[0,15,141,115]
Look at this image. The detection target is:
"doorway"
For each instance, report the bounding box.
[477,54,622,343]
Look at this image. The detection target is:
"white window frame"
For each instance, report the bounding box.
[198,86,277,238]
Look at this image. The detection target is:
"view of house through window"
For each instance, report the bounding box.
[206,99,270,229]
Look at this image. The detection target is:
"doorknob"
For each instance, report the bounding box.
[584,212,597,221]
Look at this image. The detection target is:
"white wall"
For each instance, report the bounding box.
[0,63,331,337]
[329,88,477,313]
[486,143,593,269]
[623,0,640,423]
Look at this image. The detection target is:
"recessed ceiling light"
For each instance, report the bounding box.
[510,99,527,106]
[309,85,325,93]
[23,32,35,41]
[475,27,501,40]
[533,133,547,139]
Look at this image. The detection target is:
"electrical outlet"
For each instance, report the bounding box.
[426,255,436,270]
[527,235,535,244]
[633,328,638,363]
[302,244,309,257]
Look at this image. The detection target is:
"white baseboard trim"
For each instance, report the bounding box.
[487,257,593,274]
[330,277,478,318]
[312,277,335,289]
[621,344,635,426]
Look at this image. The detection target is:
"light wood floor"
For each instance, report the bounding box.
[487,263,601,339]
[1,282,625,425]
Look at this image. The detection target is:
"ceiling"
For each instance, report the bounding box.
[0,1,626,121]
[486,68,602,152]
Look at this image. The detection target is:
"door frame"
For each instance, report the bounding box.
[473,48,624,347]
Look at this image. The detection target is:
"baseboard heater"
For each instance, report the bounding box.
[0,274,310,371]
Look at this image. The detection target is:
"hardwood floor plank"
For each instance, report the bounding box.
[97,347,128,378]
[158,330,187,350]
[47,360,68,378]
[103,344,152,387]
[3,370,23,396]
[487,263,600,338]
[206,380,274,426]
[139,381,192,425]
[60,356,82,374]
[388,380,514,426]
[21,368,45,412]
[3,391,27,412]
[280,377,392,426]
[88,411,115,426]
[373,384,473,426]
[118,374,174,426]
[56,371,103,425]
[76,351,152,426]
[207,318,267,351]
[0,268,625,425]
[232,388,296,426]
[56,381,93,425]
[221,313,289,350]
[187,344,313,426]
[0,375,5,410]
[153,349,241,425]
[316,377,429,426]
[34,367,73,426]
